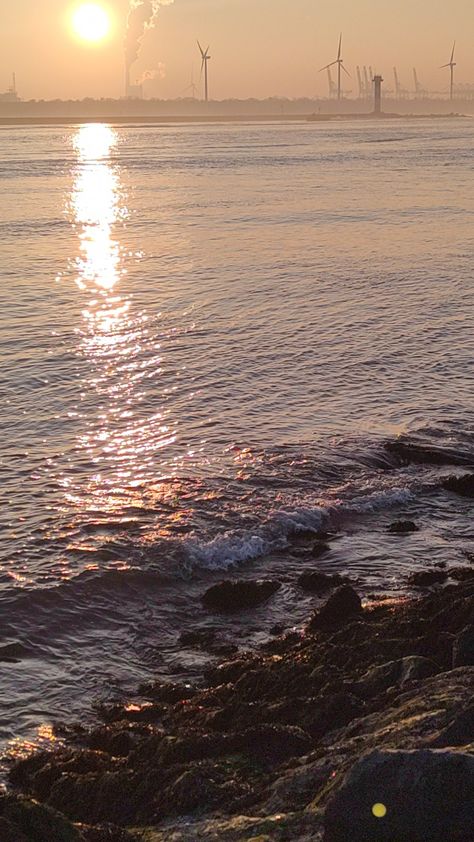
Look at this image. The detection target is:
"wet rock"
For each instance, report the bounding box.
[323,748,474,841]
[137,681,197,704]
[388,520,419,534]
[297,570,345,594]
[0,795,83,842]
[385,438,470,467]
[309,586,363,631]
[310,692,365,739]
[431,702,474,748]
[352,656,438,700]
[449,566,474,582]
[443,474,474,498]
[234,724,312,766]
[453,625,474,667]
[179,629,238,657]
[201,580,281,612]
[408,569,448,587]
[80,825,138,842]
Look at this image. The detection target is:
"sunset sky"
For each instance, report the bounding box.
[1,0,474,100]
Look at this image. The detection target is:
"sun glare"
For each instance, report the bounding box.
[72,4,111,44]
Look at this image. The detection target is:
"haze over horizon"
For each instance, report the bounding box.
[1,1,474,101]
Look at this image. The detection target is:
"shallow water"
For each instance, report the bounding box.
[0,118,473,761]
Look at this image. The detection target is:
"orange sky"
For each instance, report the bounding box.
[1,1,473,100]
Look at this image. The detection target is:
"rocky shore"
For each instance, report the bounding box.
[3,481,474,841]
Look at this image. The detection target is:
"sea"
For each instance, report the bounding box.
[0,118,473,765]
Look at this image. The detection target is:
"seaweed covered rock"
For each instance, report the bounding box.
[408,569,448,587]
[443,474,474,498]
[323,748,474,841]
[309,586,362,630]
[0,795,83,842]
[388,520,419,534]
[297,570,345,594]
[201,580,281,612]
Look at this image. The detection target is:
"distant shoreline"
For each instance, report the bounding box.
[0,112,468,128]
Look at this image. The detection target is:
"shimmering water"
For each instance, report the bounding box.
[0,119,473,761]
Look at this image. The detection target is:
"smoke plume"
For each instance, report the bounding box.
[125,1,174,71]
[136,65,166,85]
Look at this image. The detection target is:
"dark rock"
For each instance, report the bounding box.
[386,438,471,467]
[201,579,281,612]
[408,569,448,587]
[453,625,474,667]
[80,825,138,842]
[234,724,312,766]
[1,795,83,842]
[443,474,474,498]
[324,748,474,841]
[309,586,363,631]
[297,570,345,594]
[179,629,238,657]
[388,520,419,534]
[310,692,365,739]
[449,566,474,582]
[431,703,474,748]
[352,656,438,700]
[137,681,196,704]
[310,542,332,559]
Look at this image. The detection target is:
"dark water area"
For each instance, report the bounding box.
[0,119,473,764]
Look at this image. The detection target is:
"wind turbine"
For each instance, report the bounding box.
[320,33,350,101]
[441,42,456,100]
[198,41,211,102]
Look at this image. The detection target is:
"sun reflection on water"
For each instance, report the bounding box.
[63,124,177,522]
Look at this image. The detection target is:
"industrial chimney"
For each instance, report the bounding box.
[373,74,383,115]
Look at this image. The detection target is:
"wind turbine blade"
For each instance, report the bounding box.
[451,41,456,62]
[440,63,450,68]
[341,64,351,78]
[338,33,342,60]
[319,61,337,72]
[197,40,205,58]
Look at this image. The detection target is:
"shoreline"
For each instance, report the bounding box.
[0,112,468,128]
[4,477,474,841]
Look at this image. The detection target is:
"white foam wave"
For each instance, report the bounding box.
[183,486,415,572]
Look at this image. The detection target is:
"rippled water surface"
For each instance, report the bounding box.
[0,119,473,759]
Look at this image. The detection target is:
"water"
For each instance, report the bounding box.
[0,118,473,762]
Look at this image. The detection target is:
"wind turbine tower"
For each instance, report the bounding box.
[198,41,211,102]
[326,67,337,98]
[363,66,370,98]
[441,42,456,100]
[320,33,350,102]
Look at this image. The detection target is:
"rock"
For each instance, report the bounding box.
[201,580,281,612]
[449,566,474,582]
[408,569,448,587]
[443,474,474,498]
[137,681,196,704]
[431,703,474,748]
[388,520,419,534]
[79,826,138,842]
[234,724,312,766]
[309,586,363,631]
[323,748,474,841]
[310,542,332,559]
[179,629,239,657]
[352,656,438,700]
[453,625,474,667]
[297,570,345,594]
[1,795,83,842]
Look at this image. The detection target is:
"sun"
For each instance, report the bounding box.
[72,4,111,44]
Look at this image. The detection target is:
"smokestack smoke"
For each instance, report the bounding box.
[125,1,174,73]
